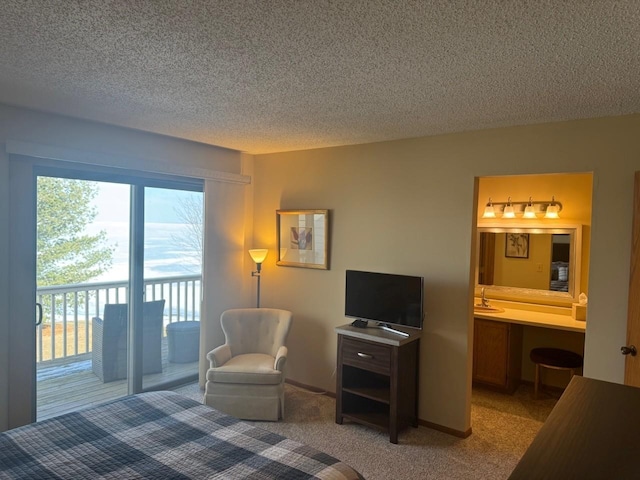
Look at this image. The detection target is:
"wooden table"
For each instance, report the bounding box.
[509,376,640,479]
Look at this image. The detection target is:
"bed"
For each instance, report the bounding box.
[0,391,363,479]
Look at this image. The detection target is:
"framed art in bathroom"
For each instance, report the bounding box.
[276,209,329,269]
[505,233,529,258]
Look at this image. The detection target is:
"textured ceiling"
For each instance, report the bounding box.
[1,1,639,155]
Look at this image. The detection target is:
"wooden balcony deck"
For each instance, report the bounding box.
[37,338,198,420]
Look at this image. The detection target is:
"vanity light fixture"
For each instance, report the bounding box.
[481,196,563,219]
[249,249,268,308]
[483,198,497,218]
[502,197,516,218]
[544,196,560,219]
[523,197,537,219]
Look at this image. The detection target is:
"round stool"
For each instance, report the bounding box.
[166,321,200,363]
[530,347,583,399]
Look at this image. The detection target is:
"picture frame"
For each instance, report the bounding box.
[505,233,529,258]
[276,209,329,269]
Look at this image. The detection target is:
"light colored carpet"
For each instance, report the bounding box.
[172,383,556,480]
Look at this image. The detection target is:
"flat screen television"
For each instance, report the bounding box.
[345,270,424,334]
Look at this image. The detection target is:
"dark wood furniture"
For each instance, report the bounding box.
[509,376,640,479]
[473,318,522,392]
[335,324,420,443]
[529,347,583,398]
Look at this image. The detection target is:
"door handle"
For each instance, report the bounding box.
[357,352,374,359]
[621,345,637,356]
[35,303,43,326]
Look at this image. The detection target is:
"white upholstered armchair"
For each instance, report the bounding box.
[204,308,293,421]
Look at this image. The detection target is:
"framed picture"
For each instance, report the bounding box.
[505,233,529,258]
[276,209,329,269]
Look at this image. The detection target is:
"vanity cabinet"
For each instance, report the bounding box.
[335,325,420,444]
[473,318,523,392]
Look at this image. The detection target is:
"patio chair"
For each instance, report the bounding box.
[91,300,165,382]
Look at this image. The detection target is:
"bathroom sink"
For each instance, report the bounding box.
[474,304,504,313]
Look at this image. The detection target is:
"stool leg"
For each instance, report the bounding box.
[534,364,540,399]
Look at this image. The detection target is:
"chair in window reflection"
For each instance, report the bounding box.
[91,300,165,382]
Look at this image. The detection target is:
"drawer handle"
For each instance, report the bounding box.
[357,352,374,359]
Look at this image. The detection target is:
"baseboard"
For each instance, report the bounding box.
[285,378,336,398]
[418,419,472,438]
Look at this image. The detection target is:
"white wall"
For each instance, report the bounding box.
[252,114,640,434]
[0,104,246,431]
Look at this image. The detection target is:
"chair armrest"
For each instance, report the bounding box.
[274,346,288,371]
[207,344,232,368]
[92,317,104,350]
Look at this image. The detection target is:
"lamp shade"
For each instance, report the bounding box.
[482,205,496,218]
[482,198,496,218]
[523,205,536,218]
[249,249,268,264]
[502,205,516,218]
[544,204,559,219]
[502,197,515,218]
[523,199,536,219]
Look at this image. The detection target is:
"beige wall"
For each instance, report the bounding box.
[2,103,640,436]
[253,115,640,433]
[0,104,245,431]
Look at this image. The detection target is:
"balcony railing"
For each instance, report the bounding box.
[36,274,201,363]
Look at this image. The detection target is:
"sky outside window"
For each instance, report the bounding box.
[87,183,203,281]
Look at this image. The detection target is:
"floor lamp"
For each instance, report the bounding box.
[249,249,268,308]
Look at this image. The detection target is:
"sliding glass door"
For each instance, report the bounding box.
[35,178,131,419]
[142,187,202,390]
[9,156,203,424]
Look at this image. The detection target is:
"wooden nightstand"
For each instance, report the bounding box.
[335,324,420,443]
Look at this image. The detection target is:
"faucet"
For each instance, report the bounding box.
[481,287,490,307]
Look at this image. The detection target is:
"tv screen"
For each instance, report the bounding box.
[345,270,424,330]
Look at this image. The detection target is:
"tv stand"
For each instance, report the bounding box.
[335,324,420,443]
[377,323,410,337]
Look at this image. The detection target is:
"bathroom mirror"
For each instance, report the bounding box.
[476,224,582,305]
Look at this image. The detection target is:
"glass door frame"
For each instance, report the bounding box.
[7,156,202,427]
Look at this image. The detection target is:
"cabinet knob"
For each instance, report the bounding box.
[621,345,637,356]
[357,352,374,359]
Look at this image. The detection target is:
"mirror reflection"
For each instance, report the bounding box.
[477,226,581,302]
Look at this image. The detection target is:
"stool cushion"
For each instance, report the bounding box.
[530,347,583,369]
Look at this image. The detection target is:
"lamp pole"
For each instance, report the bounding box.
[253,262,262,308]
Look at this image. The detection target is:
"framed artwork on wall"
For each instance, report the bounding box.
[276,209,329,269]
[505,233,529,258]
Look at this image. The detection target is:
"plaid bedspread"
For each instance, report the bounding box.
[0,391,363,479]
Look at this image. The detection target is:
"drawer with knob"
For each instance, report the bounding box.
[341,336,391,375]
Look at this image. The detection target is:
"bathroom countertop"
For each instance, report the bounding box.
[474,305,586,333]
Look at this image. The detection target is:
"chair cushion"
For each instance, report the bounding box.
[207,353,282,385]
[530,347,584,369]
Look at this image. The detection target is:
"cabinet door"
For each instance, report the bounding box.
[473,319,510,387]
